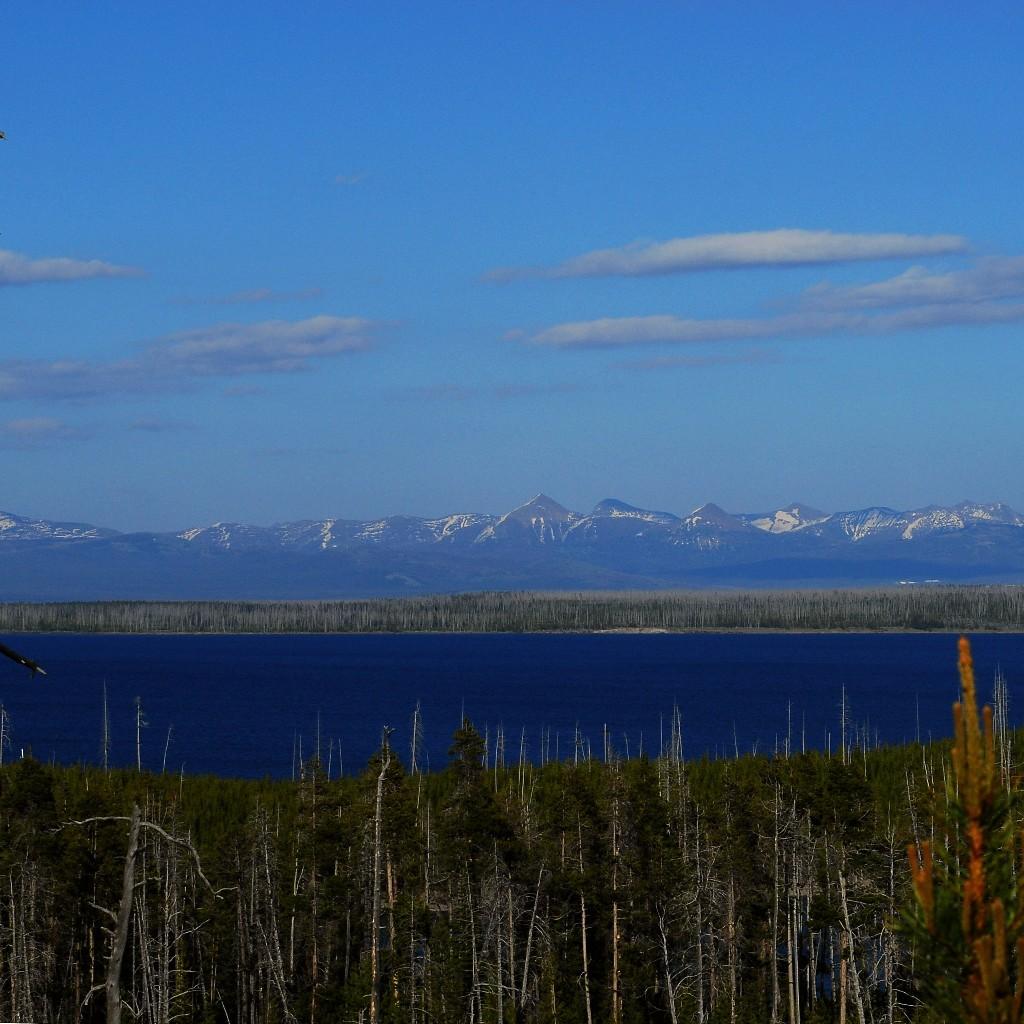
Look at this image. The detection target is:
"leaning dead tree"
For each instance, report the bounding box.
[64,804,222,1024]
[0,641,45,676]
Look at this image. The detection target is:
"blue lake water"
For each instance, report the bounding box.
[0,632,1020,778]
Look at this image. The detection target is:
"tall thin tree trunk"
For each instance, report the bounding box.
[772,788,782,1024]
[107,804,142,1024]
[369,737,392,1024]
[611,782,622,1024]
[727,873,737,1024]
[520,865,543,1009]
[578,819,593,1024]
[658,912,679,1024]
[837,861,866,1024]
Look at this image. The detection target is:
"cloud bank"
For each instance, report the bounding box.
[528,302,1024,349]
[0,315,380,400]
[801,256,1024,310]
[618,349,782,371]
[0,417,82,448]
[0,249,142,286]
[487,229,968,281]
[177,287,324,306]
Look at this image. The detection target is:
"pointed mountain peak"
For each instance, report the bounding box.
[512,494,572,518]
[685,503,748,530]
[689,502,730,518]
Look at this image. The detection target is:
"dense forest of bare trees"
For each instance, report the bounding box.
[0,706,1002,1023]
[0,586,1022,634]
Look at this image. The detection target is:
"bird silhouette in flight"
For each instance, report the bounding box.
[0,642,45,676]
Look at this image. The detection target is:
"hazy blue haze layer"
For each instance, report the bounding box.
[2,633,1022,778]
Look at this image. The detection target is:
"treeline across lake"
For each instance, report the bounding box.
[0,697,1007,1024]
[2,585,1024,633]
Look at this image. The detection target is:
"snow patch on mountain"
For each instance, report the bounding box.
[424,513,495,543]
[0,511,117,541]
[833,508,905,542]
[746,503,829,534]
[476,494,580,545]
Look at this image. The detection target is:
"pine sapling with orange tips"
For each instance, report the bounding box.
[904,636,1024,1023]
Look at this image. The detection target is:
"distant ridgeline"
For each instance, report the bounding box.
[1,586,1023,632]
[5,495,1024,597]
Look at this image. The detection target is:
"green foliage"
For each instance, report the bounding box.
[902,638,1024,1023]
[0,705,1000,1022]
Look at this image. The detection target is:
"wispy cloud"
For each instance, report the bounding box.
[409,381,579,402]
[128,417,197,433]
[333,172,367,186]
[150,316,376,375]
[618,349,782,371]
[223,383,269,398]
[487,229,968,281]
[0,249,143,286]
[528,302,1024,349]
[175,287,324,306]
[801,256,1024,310]
[0,417,83,448]
[254,445,347,458]
[0,315,382,400]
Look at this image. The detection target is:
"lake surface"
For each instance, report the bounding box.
[0,632,1020,778]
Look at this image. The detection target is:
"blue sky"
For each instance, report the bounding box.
[3,3,1024,531]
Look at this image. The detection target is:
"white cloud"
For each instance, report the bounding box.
[409,381,579,402]
[0,315,382,400]
[618,349,782,371]
[333,172,367,186]
[149,316,376,375]
[176,286,324,306]
[528,302,1024,349]
[487,229,968,281]
[0,249,143,286]
[802,256,1024,310]
[0,417,82,447]
[129,417,197,433]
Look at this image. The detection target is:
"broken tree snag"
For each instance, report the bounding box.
[107,804,141,1024]
[64,806,222,1024]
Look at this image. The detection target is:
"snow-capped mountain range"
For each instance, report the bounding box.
[2,494,1024,599]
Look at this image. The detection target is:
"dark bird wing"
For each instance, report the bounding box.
[0,641,46,676]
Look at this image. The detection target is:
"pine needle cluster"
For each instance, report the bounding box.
[906,637,1024,1022]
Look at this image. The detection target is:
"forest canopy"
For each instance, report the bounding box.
[0,585,1022,634]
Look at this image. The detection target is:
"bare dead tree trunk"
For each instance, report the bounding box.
[107,804,142,1024]
[520,864,544,1010]
[772,786,782,1024]
[134,697,146,772]
[839,930,848,1024]
[786,872,796,1024]
[611,778,622,1024]
[658,910,680,1024]
[837,856,866,1024]
[369,733,392,1024]
[507,887,517,1008]
[694,812,706,1024]
[727,873,737,1024]
[387,855,399,1005]
[578,818,593,1024]
[468,875,481,1024]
